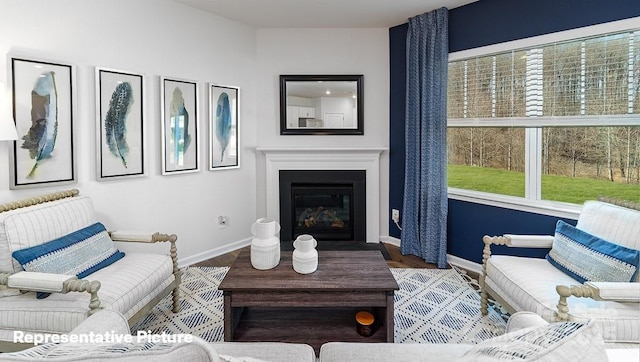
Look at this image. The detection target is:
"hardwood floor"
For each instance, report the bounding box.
[194,242,440,269]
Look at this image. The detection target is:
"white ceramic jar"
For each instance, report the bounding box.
[250,217,281,270]
[292,234,318,274]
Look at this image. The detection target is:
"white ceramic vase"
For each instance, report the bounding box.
[250,217,281,270]
[292,234,318,274]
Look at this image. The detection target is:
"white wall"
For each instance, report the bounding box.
[0,0,259,265]
[255,28,390,238]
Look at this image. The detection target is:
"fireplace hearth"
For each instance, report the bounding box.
[279,170,366,242]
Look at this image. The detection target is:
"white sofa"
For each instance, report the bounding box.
[480,200,640,344]
[2,309,637,361]
[0,190,181,352]
[0,309,316,362]
[319,312,639,361]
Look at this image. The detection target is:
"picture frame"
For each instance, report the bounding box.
[209,83,239,170]
[95,67,145,180]
[160,77,199,175]
[8,56,76,189]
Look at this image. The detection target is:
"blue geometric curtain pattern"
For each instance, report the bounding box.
[401,8,449,268]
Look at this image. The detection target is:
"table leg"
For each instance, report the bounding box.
[223,292,232,342]
[385,291,394,342]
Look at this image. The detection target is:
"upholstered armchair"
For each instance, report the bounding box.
[0,189,181,352]
[480,199,640,344]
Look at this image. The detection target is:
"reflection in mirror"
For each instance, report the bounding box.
[280,75,363,135]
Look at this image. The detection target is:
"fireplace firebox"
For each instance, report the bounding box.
[279,170,366,242]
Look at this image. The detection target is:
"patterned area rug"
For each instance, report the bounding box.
[131,266,507,344]
[391,268,507,344]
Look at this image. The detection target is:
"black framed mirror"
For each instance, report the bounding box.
[280,74,363,135]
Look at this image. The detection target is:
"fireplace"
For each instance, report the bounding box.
[279,170,366,242]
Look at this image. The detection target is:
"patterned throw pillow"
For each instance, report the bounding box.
[546,220,639,283]
[458,320,607,361]
[12,222,125,298]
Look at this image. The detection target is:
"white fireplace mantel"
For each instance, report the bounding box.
[257,147,387,242]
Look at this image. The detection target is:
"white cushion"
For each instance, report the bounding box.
[69,310,130,335]
[319,342,473,362]
[213,342,316,362]
[0,196,96,275]
[486,255,640,343]
[0,335,219,361]
[577,201,640,252]
[0,253,174,338]
[506,311,549,333]
[457,319,607,361]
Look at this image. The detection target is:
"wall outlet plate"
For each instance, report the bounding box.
[218,216,228,228]
[392,209,400,222]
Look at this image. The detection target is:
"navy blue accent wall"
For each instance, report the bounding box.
[448,200,577,263]
[389,0,640,264]
[449,0,640,52]
[388,22,408,238]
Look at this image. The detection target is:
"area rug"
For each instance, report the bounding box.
[131,266,507,344]
[390,268,506,344]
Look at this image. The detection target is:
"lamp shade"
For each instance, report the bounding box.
[0,81,19,141]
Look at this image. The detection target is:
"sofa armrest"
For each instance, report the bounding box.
[69,309,130,335]
[505,311,549,333]
[109,230,177,244]
[502,234,554,248]
[7,271,76,293]
[584,282,640,302]
[0,271,102,315]
[556,282,640,321]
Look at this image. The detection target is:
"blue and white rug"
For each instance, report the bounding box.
[131,266,507,344]
[390,268,506,344]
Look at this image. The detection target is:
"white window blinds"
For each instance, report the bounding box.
[448,29,640,126]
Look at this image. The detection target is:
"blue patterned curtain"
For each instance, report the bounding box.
[401,8,449,268]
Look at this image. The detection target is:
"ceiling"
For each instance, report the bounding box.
[174,0,477,28]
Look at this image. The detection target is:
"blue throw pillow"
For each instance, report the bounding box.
[12,222,125,298]
[546,220,639,283]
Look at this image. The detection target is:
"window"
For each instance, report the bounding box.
[447,20,640,207]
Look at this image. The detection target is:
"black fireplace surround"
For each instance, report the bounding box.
[279,170,366,242]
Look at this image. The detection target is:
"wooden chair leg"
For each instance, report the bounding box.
[172,286,180,313]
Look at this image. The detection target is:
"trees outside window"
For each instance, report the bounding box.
[447,27,640,205]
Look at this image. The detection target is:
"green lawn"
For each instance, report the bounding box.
[447,164,640,204]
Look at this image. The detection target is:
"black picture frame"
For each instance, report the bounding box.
[280,74,363,135]
[9,56,76,189]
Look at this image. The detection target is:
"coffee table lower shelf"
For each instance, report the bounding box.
[229,307,389,353]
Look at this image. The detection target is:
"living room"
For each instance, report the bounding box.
[0,0,639,360]
[0,0,638,268]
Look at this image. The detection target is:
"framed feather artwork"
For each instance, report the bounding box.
[8,56,77,189]
[95,67,145,180]
[208,83,239,170]
[160,77,199,175]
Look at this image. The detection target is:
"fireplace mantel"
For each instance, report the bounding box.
[258,147,387,242]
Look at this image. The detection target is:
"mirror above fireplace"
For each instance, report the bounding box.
[279,74,364,135]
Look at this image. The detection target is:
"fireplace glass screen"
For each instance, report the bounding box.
[292,185,353,240]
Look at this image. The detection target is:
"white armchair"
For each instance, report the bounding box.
[480,199,640,344]
[0,189,181,352]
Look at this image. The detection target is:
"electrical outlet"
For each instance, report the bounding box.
[218,216,228,229]
[391,209,400,223]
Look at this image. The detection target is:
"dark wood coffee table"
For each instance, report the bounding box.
[219,250,399,353]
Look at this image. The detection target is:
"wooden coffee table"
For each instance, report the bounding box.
[219,250,399,353]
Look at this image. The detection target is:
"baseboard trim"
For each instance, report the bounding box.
[447,254,482,276]
[178,237,251,268]
[380,235,400,247]
[380,236,481,275]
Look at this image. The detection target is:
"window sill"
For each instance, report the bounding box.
[447,188,581,220]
